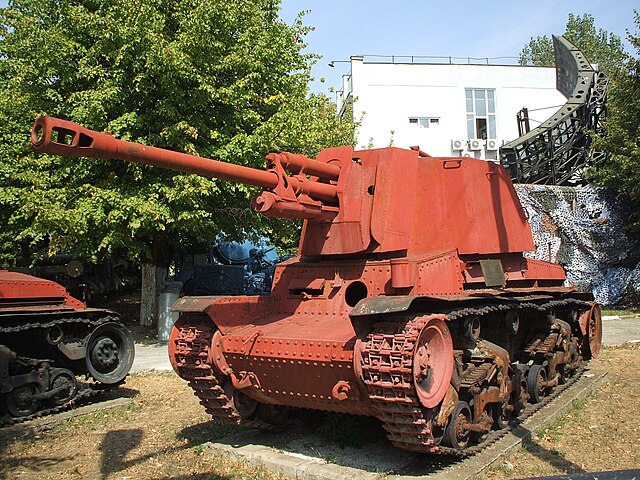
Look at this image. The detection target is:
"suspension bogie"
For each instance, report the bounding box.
[413,299,596,451]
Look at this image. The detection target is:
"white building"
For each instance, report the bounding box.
[336,56,567,161]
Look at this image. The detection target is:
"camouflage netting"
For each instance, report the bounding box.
[514,184,640,307]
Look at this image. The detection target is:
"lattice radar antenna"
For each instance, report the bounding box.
[500,36,608,185]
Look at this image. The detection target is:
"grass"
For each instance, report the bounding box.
[485,344,640,479]
[535,397,588,443]
[601,307,639,316]
[51,401,138,433]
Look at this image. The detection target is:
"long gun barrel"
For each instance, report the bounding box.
[31,116,341,220]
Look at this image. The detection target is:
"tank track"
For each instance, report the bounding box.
[172,297,591,456]
[171,317,277,430]
[0,380,124,428]
[0,314,118,335]
[360,297,590,457]
[0,314,128,425]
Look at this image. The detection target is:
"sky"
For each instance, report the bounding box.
[278,0,637,94]
[0,0,634,95]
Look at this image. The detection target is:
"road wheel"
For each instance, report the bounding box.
[5,384,40,417]
[443,401,471,449]
[50,369,78,405]
[527,364,547,404]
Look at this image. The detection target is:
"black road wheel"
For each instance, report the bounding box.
[527,364,547,404]
[431,420,445,445]
[493,401,512,429]
[257,403,289,426]
[5,384,41,417]
[50,369,78,405]
[223,381,258,419]
[86,322,135,384]
[443,401,471,449]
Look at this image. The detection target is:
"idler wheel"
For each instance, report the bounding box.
[50,369,78,405]
[86,322,135,384]
[412,317,454,409]
[91,338,118,369]
[5,384,41,417]
[527,364,547,404]
[443,401,471,449]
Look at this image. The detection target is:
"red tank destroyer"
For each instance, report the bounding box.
[31,114,601,455]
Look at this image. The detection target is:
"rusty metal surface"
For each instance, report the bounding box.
[0,269,85,310]
[0,272,134,423]
[349,286,578,317]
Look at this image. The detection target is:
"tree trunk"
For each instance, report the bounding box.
[139,234,170,328]
[139,263,160,327]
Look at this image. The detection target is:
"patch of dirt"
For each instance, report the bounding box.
[1,345,638,479]
[0,373,283,480]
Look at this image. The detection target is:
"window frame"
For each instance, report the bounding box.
[465,88,496,140]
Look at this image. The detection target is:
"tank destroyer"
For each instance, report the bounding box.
[30,111,601,454]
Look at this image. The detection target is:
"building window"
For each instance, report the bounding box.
[465,89,496,139]
[409,117,440,128]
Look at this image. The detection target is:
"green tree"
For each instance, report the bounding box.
[519,13,627,75]
[591,12,640,228]
[0,0,356,324]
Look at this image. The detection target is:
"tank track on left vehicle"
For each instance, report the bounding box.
[0,379,124,427]
[0,315,117,335]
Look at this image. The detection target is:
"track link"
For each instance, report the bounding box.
[0,315,118,335]
[0,380,125,427]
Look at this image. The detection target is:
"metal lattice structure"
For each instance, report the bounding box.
[500,36,608,185]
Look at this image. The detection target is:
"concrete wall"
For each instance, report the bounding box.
[340,58,566,160]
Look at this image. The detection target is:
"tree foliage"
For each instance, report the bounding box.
[519,13,627,75]
[0,0,356,266]
[591,12,640,229]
